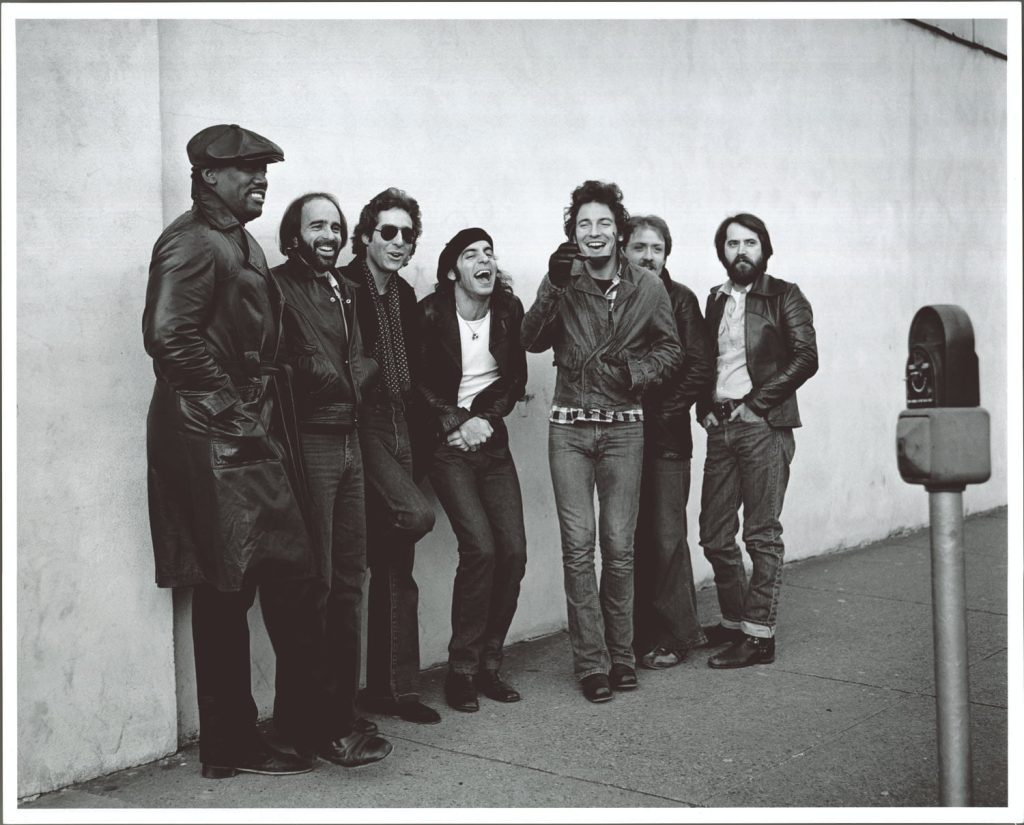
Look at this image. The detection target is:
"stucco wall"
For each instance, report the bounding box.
[16,20,178,797]
[15,17,1008,796]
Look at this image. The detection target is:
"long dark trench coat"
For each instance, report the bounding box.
[142,183,315,590]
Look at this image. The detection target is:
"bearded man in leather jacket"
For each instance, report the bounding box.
[622,216,714,671]
[143,124,316,778]
[271,192,393,768]
[697,213,818,669]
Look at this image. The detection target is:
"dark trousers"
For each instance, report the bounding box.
[192,579,319,763]
[429,442,527,675]
[359,401,435,700]
[633,447,707,656]
[269,430,365,741]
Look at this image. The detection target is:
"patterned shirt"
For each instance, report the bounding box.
[363,259,411,400]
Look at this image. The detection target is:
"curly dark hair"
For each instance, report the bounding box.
[623,215,672,257]
[563,180,630,241]
[350,187,423,259]
[277,192,347,257]
[713,213,774,266]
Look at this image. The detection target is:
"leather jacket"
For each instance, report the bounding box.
[273,257,378,429]
[697,272,818,428]
[520,257,681,411]
[643,269,715,456]
[142,183,314,589]
[415,287,527,449]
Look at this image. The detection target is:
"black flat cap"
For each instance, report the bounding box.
[437,227,494,283]
[187,123,284,168]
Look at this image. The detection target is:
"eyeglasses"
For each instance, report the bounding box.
[374,225,416,244]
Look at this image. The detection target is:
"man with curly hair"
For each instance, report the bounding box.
[340,188,439,724]
[521,181,681,703]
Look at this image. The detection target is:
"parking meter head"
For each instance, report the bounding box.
[906,305,980,408]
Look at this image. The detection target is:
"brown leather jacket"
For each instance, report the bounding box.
[697,272,818,428]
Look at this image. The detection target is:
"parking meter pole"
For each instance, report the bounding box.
[928,489,973,806]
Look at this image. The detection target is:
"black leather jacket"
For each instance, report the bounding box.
[273,257,378,429]
[415,287,527,449]
[697,272,818,428]
[643,269,715,456]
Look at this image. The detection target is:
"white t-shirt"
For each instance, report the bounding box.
[457,311,500,409]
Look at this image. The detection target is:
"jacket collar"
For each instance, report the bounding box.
[572,256,640,299]
[711,271,782,299]
[191,180,244,232]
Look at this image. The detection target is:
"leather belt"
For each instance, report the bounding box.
[713,399,742,420]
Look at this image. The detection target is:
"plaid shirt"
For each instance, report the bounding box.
[549,406,644,424]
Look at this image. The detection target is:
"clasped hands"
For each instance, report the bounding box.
[446,416,493,452]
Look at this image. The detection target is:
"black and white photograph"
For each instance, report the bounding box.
[2,2,1020,822]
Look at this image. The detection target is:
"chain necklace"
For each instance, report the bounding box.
[458,312,488,340]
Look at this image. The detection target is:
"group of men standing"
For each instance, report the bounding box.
[143,123,817,779]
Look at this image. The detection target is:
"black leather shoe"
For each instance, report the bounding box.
[353,717,378,735]
[609,663,638,691]
[580,673,613,703]
[702,624,745,648]
[445,672,479,712]
[708,635,776,669]
[201,741,313,779]
[475,670,521,702]
[318,731,393,767]
[358,691,442,725]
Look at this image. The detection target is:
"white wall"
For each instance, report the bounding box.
[16,20,179,797]
[15,17,1008,796]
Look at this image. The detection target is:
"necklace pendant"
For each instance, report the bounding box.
[472,332,479,340]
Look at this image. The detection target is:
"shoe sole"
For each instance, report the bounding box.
[446,702,480,713]
[707,656,775,669]
[201,764,313,779]
[584,693,614,703]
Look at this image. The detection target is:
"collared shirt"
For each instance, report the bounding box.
[362,259,411,400]
[714,279,754,402]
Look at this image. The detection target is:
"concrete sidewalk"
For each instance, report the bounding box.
[21,508,1010,811]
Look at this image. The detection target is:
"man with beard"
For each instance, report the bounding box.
[622,216,714,670]
[144,124,316,778]
[521,181,681,703]
[415,228,528,713]
[271,193,393,766]
[340,188,439,724]
[697,213,818,668]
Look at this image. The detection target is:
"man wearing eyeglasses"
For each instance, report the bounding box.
[339,188,439,725]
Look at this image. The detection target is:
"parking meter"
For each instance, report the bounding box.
[897,305,990,492]
[896,304,989,806]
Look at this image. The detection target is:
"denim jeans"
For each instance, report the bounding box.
[193,579,320,762]
[359,401,435,700]
[633,448,707,656]
[270,430,365,740]
[429,441,527,675]
[698,419,795,638]
[548,420,644,679]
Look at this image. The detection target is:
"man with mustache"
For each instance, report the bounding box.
[270,193,393,766]
[521,181,681,703]
[622,216,714,670]
[144,124,316,778]
[697,213,818,668]
[415,228,528,713]
[340,188,439,725]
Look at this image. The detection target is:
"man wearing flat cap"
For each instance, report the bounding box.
[143,124,320,778]
[415,229,528,713]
